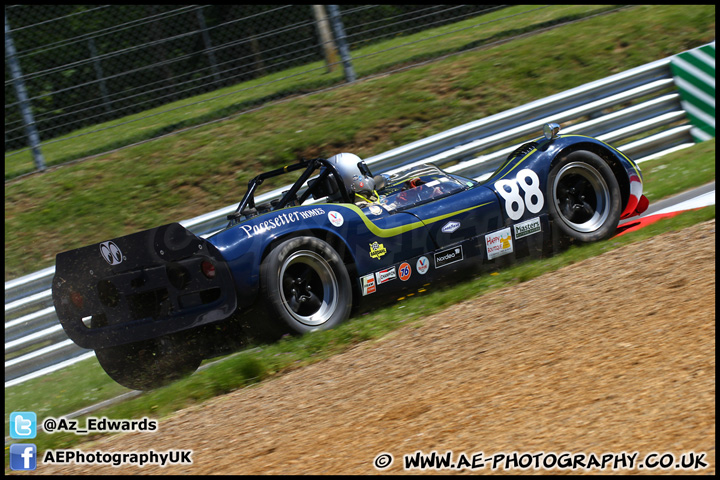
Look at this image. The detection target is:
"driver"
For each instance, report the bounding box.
[396,177,445,204]
[326,153,381,207]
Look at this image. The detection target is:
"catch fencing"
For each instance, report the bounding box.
[5,4,507,174]
[5,41,715,387]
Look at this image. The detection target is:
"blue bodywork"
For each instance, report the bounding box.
[52,129,645,351]
[211,132,644,309]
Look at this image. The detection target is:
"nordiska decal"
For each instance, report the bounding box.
[239,208,325,238]
[434,246,463,268]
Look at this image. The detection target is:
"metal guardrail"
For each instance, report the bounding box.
[5,46,708,387]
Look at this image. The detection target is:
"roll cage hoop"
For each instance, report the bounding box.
[227,158,351,227]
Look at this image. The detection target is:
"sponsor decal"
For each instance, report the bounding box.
[375,267,397,284]
[361,274,376,296]
[398,262,412,281]
[368,205,383,216]
[485,227,513,260]
[352,174,366,190]
[416,256,430,275]
[513,216,541,239]
[99,241,123,265]
[369,241,387,259]
[239,207,326,238]
[434,246,463,269]
[328,210,344,227]
[441,220,461,233]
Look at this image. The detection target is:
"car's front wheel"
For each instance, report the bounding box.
[547,150,622,243]
[257,236,352,338]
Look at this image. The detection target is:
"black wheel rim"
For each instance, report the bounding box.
[553,161,611,233]
[279,250,339,327]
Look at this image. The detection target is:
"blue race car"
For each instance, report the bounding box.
[52,123,648,389]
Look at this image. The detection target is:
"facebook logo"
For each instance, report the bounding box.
[10,444,37,471]
[10,411,37,439]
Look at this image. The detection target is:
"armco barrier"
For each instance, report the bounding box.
[5,42,714,387]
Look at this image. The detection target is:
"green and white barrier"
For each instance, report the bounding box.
[670,41,715,142]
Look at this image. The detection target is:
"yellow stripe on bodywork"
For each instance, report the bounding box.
[498,135,641,180]
[561,134,642,177]
[496,148,538,181]
[340,202,492,238]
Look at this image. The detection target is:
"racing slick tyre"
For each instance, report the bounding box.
[258,236,352,338]
[547,150,622,243]
[93,330,203,391]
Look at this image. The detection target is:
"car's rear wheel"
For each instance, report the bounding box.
[547,150,622,243]
[93,330,202,390]
[257,236,352,338]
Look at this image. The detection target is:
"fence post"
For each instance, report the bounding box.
[196,7,221,84]
[88,37,114,116]
[5,12,45,172]
[312,5,338,73]
[326,5,355,83]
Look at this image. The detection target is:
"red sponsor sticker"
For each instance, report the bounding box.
[361,274,376,295]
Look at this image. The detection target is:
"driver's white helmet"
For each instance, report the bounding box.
[326,153,375,197]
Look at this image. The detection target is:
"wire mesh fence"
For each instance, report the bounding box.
[5,4,513,176]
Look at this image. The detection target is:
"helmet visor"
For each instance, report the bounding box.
[357,162,373,178]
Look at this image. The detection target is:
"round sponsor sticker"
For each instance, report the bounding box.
[368,205,383,216]
[399,262,412,281]
[328,211,344,227]
[416,256,429,275]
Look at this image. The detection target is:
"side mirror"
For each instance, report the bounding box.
[373,174,388,190]
[543,122,560,140]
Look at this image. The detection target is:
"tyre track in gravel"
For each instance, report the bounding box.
[35,220,715,475]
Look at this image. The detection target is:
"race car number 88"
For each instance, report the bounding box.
[494,169,544,220]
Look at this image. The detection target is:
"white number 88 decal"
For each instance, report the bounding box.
[494,169,544,220]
